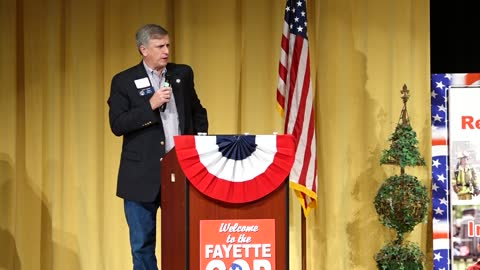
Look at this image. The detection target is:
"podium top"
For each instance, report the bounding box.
[173,134,295,204]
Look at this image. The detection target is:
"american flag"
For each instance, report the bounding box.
[277,0,317,216]
[431,73,480,270]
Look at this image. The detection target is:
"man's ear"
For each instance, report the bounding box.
[139,45,147,57]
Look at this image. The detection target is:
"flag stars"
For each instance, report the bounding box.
[431,73,455,269]
[301,11,306,17]
[436,81,446,90]
[297,1,303,6]
[294,17,299,22]
[434,206,444,215]
[437,104,447,112]
[437,174,446,182]
[432,182,439,192]
[286,6,291,11]
[432,114,443,122]
[439,197,448,205]
[297,26,304,32]
[434,252,443,262]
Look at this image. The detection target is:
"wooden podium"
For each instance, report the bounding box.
[160,147,289,270]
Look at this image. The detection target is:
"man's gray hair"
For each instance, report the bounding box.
[135,24,168,49]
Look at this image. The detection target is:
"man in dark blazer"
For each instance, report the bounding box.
[107,24,208,270]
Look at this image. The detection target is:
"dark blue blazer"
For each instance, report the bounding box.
[108,62,208,202]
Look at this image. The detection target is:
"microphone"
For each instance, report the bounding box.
[160,73,171,112]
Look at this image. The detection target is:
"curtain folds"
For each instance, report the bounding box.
[0,0,431,269]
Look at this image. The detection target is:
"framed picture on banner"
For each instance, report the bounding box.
[431,73,480,270]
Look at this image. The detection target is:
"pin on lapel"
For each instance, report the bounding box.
[176,79,181,84]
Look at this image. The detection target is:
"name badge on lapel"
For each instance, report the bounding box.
[134,77,154,97]
[134,77,150,88]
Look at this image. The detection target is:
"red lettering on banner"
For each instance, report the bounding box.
[467,220,480,237]
[462,116,480,129]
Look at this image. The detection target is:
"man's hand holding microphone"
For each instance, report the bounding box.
[149,80,172,111]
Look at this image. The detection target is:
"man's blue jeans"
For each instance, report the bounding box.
[124,199,160,270]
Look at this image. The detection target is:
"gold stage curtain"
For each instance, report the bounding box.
[0,0,431,269]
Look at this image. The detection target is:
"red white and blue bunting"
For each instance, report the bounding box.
[174,135,295,203]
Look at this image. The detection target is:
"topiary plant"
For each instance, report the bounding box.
[374,174,429,243]
[375,241,424,270]
[380,124,426,169]
[374,85,429,270]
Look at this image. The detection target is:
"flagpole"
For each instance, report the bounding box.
[302,210,306,270]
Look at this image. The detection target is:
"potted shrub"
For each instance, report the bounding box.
[374,85,429,270]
